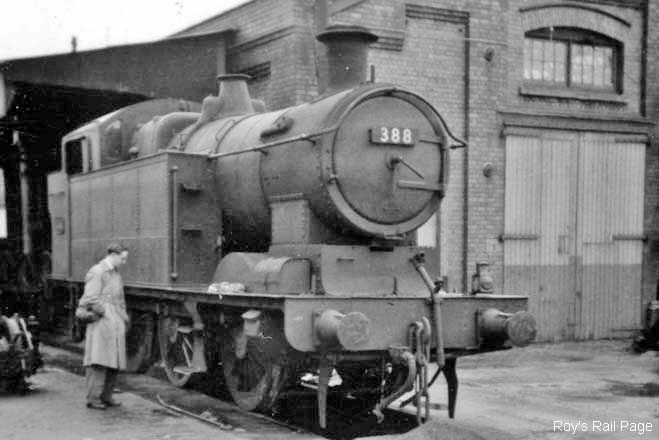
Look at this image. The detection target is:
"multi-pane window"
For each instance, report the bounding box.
[523,27,620,91]
[524,39,567,83]
[571,44,613,87]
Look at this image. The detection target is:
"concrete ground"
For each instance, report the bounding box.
[0,365,245,440]
[384,340,659,440]
[0,341,657,440]
[0,346,317,440]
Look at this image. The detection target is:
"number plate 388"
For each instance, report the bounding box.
[369,126,416,146]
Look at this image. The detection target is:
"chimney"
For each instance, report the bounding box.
[316,25,378,93]
[216,74,254,116]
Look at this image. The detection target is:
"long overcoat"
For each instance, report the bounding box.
[79,259,128,370]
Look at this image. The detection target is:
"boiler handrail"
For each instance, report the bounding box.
[206,125,339,160]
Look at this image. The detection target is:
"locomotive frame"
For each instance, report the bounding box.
[45,25,536,428]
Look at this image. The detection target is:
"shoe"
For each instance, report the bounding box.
[86,402,108,410]
[102,399,122,407]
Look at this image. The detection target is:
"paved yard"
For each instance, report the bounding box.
[383,340,659,440]
[0,365,246,440]
[0,345,315,440]
[1,341,657,440]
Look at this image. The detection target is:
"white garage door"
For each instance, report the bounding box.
[503,129,645,341]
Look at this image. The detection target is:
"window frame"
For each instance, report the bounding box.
[523,27,623,94]
[64,137,92,175]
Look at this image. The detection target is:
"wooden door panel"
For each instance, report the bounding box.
[576,135,644,339]
[504,132,577,341]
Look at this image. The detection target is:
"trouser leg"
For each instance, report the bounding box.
[101,368,119,403]
[86,365,105,404]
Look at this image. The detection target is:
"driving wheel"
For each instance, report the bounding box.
[157,315,197,387]
[220,319,287,411]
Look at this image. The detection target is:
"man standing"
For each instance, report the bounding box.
[79,243,129,409]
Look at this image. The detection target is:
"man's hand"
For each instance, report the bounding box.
[90,303,105,317]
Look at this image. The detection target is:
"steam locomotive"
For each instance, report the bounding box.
[46,26,535,427]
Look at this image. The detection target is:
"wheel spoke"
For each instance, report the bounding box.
[181,337,193,367]
[158,315,194,387]
[183,336,194,352]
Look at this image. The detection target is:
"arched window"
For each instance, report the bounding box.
[523,27,622,92]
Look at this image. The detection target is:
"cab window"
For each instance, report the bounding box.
[65,138,91,175]
[102,120,123,165]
